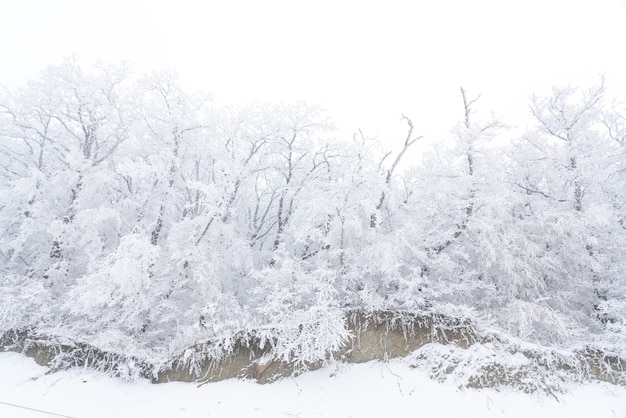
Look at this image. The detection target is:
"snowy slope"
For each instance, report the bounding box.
[1,352,624,418]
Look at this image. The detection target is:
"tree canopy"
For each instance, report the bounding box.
[1,60,625,376]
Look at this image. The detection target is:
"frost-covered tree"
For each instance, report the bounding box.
[1,60,625,373]
[0,59,135,329]
[499,82,626,342]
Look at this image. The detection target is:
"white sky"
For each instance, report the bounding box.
[2,0,626,144]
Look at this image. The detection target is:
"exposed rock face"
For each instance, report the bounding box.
[155,311,479,384]
[2,311,624,391]
[343,311,476,363]
[0,329,148,377]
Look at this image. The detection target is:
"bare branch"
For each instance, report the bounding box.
[386,115,423,184]
[378,151,392,172]
[371,115,422,228]
[460,87,481,129]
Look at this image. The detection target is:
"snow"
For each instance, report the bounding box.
[1,352,625,418]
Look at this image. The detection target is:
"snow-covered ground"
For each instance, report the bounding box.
[1,352,625,418]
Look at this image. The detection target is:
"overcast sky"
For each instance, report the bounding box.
[2,0,626,143]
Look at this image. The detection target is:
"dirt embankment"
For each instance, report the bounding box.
[154,311,478,384]
[2,310,624,391]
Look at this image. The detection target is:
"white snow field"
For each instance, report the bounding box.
[1,352,625,418]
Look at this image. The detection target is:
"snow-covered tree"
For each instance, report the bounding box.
[2,60,625,377]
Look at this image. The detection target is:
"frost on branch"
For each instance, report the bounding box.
[1,62,625,389]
